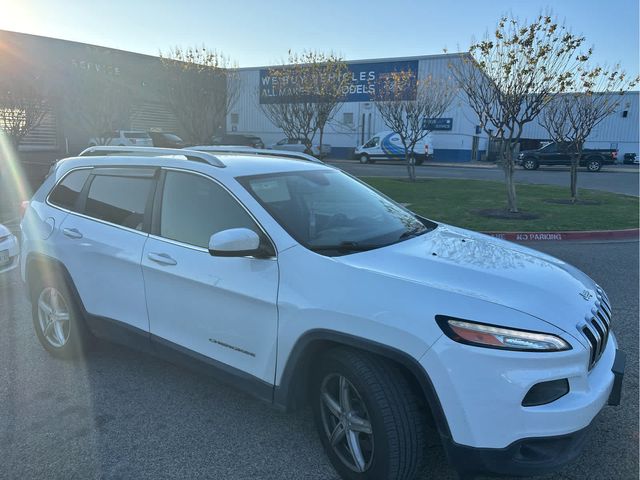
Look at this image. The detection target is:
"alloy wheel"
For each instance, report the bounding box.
[320,373,374,473]
[37,287,71,348]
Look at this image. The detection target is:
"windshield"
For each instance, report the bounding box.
[238,170,435,255]
[162,133,183,142]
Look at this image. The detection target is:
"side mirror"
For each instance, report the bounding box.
[208,228,269,258]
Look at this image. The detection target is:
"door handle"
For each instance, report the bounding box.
[62,228,83,239]
[147,252,177,266]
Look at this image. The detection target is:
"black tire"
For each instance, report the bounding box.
[312,348,427,480]
[359,154,370,164]
[586,157,602,172]
[522,157,538,170]
[31,270,90,359]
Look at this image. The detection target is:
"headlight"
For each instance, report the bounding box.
[436,316,571,352]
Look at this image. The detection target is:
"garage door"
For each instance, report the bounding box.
[130,102,180,133]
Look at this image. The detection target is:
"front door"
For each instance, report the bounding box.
[141,169,279,384]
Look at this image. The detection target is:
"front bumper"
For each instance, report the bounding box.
[444,348,625,477]
[421,331,621,475]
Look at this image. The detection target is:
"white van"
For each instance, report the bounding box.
[354,131,434,164]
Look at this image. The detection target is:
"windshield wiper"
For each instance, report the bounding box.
[398,226,428,241]
[308,241,379,253]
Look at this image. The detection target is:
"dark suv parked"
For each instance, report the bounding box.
[148,132,188,148]
[212,134,264,149]
[517,142,617,172]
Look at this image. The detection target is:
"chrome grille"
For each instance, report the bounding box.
[580,286,611,370]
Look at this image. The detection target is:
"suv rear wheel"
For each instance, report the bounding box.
[31,272,89,358]
[312,348,427,480]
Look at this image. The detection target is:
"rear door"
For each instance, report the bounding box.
[141,168,279,384]
[55,167,156,333]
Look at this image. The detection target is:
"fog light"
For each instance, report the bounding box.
[522,379,569,406]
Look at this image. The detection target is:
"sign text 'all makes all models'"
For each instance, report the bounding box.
[259,60,419,104]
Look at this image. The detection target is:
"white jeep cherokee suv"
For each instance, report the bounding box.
[21,147,624,480]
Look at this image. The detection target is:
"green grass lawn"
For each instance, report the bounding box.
[362,177,639,232]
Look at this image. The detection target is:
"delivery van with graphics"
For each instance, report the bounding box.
[354,131,434,164]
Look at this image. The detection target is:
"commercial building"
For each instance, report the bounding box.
[232,58,639,161]
[0,29,183,182]
[233,54,491,161]
[1,29,638,169]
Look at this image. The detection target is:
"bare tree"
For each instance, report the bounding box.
[259,51,350,156]
[372,70,455,181]
[160,46,240,144]
[65,73,131,145]
[0,73,48,149]
[540,66,638,203]
[449,14,589,213]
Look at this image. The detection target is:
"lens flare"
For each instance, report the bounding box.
[1,133,25,222]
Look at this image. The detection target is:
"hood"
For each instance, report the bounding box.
[338,224,598,340]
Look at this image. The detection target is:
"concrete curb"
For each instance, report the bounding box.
[482,229,640,242]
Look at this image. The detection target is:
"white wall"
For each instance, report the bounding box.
[522,92,639,157]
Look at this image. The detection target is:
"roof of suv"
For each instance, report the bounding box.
[59,147,332,180]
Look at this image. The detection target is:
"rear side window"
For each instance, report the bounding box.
[49,169,91,212]
[124,132,150,139]
[159,171,259,248]
[85,175,153,230]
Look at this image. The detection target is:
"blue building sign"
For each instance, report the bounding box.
[259,60,419,104]
[423,117,453,131]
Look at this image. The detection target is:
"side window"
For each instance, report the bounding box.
[160,171,260,249]
[85,175,153,230]
[364,137,379,148]
[48,169,91,212]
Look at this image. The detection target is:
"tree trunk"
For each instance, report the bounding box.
[570,153,580,203]
[318,126,324,159]
[406,153,416,181]
[503,147,518,213]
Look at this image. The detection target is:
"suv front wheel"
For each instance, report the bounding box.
[587,158,602,172]
[312,348,428,480]
[522,157,539,170]
[32,272,90,358]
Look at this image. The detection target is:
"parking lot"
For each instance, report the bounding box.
[328,160,640,196]
[1,240,637,480]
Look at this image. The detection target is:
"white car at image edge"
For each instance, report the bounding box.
[88,130,153,147]
[20,146,624,480]
[0,223,19,274]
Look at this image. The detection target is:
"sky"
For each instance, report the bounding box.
[1,0,638,73]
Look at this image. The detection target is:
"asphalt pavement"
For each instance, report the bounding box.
[328,160,640,196]
[0,241,638,480]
